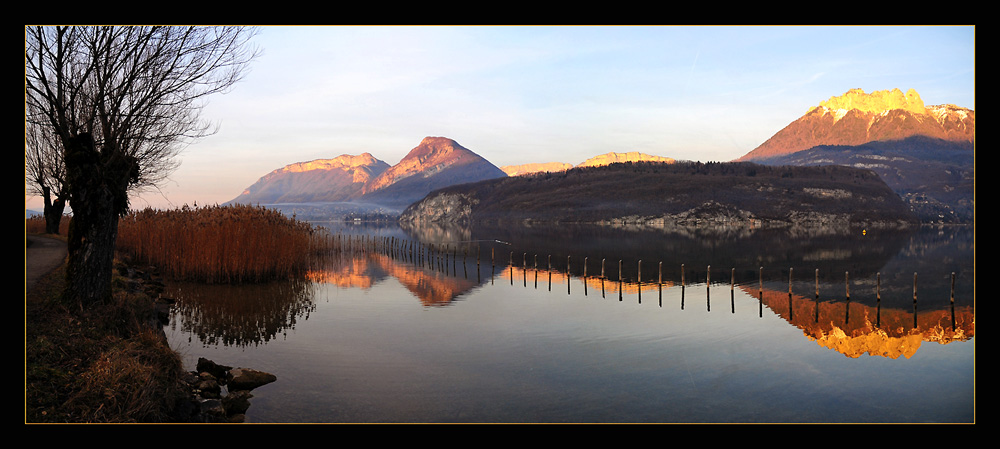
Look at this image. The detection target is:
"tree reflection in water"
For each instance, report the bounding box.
[166,279,317,348]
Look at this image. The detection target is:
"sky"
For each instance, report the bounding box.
[25,25,976,212]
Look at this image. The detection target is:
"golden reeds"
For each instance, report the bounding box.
[117,204,323,284]
[25,214,71,235]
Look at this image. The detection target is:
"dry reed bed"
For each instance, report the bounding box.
[25,214,71,235]
[117,204,326,283]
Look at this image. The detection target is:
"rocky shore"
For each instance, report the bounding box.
[178,358,277,423]
[119,263,277,423]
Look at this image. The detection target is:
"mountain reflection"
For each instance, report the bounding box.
[497,262,973,359]
[307,252,482,307]
[167,221,972,356]
[397,221,973,359]
[747,286,974,358]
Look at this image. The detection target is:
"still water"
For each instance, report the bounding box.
[164,223,975,423]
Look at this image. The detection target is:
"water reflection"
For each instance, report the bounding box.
[749,286,974,359]
[307,252,481,307]
[162,221,973,423]
[168,221,973,359]
[166,279,317,348]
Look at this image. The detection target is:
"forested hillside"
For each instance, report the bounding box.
[400,161,918,227]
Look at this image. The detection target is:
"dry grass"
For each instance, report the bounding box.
[24,213,70,235]
[25,265,191,423]
[117,204,325,283]
[27,204,334,422]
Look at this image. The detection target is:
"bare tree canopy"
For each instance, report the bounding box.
[25,25,260,306]
[26,25,261,193]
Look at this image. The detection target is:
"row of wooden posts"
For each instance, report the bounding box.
[319,233,958,304]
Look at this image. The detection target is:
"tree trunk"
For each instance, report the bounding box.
[42,186,66,235]
[65,195,119,308]
[63,133,136,308]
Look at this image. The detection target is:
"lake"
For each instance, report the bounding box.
[163,222,975,423]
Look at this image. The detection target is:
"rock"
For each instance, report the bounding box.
[227,413,246,423]
[818,87,925,115]
[196,376,222,399]
[222,390,254,415]
[197,357,232,380]
[228,367,277,391]
[182,358,275,421]
[199,398,227,421]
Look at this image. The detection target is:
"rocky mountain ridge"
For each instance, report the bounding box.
[227,137,506,210]
[501,151,675,176]
[735,88,975,224]
[737,88,974,161]
[753,136,974,223]
[500,162,574,177]
[228,153,390,204]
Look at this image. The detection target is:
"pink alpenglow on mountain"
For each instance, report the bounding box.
[736,88,975,162]
[228,137,507,209]
[228,153,390,204]
[360,137,507,207]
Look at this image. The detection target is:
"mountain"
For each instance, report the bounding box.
[752,136,974,223]
[400,161,917,229]
[736,88,974,161]
[228,137,507,212]
[501,151,675,176]
[228,153,390,204]
[358,136,507,208]
[501,162,573,177]
[577,151,675,168]
[735,88,975,224]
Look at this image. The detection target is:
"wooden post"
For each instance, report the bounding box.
[815,269,819,298]
[618,259,623,302]
[951,272,956,303]
[510,252,514,285]
[913,272,918,303]
[637,260,642,304]
[788,267,793,294]
[845,271,850,300]
[681,263,685,287]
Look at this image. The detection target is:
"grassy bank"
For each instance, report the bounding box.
[25,253,191,423]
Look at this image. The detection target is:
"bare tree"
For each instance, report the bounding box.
[25,26,260,307]
[25,115,69,233]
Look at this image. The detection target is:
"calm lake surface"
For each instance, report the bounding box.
[164,223,975,423]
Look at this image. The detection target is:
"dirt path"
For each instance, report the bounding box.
[25,235,67,294]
